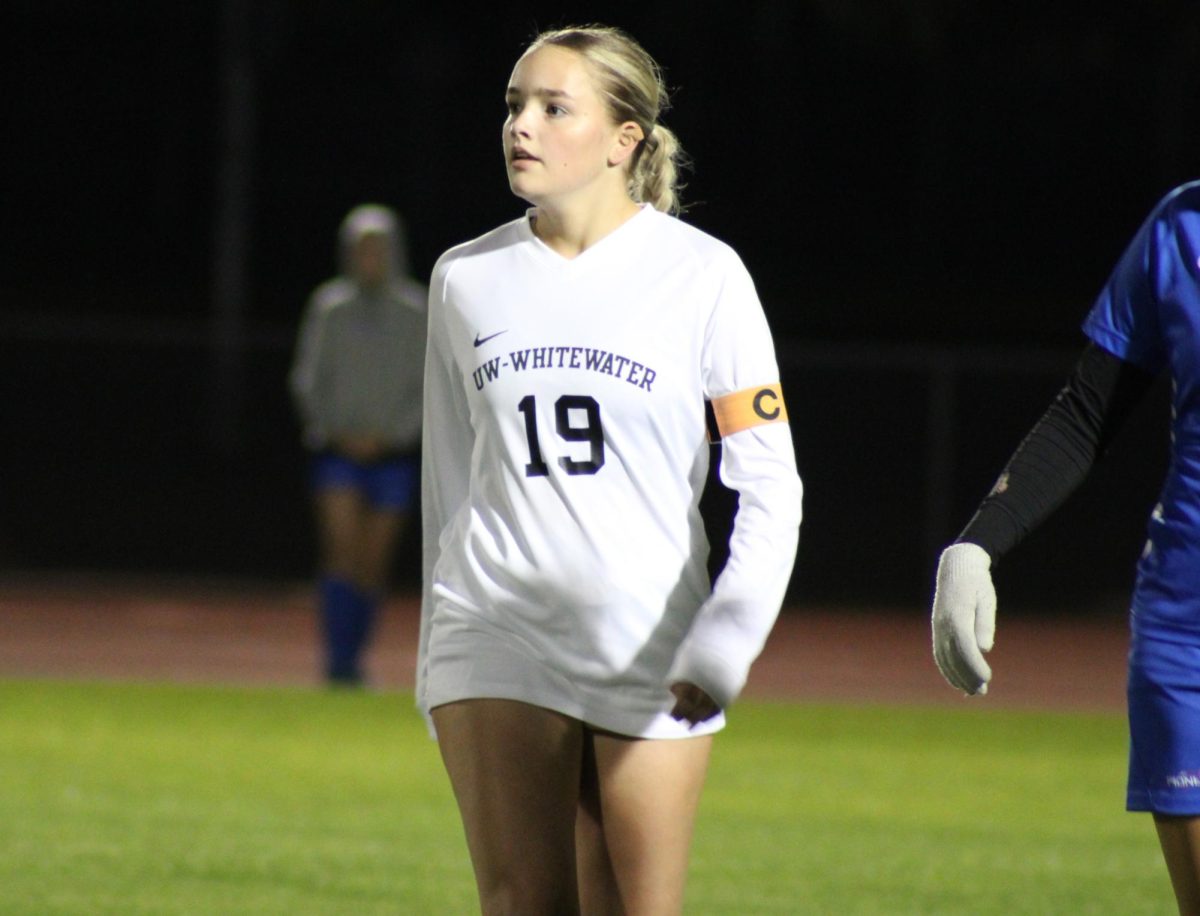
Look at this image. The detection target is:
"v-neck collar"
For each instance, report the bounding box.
[520,205,655,267]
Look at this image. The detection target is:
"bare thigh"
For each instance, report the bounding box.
[576,730,712,916]
[313,489,403,588]
[1156,814,1200,916]
[313,487,364,579]
[353,506,404,589]
[433,699,584,916]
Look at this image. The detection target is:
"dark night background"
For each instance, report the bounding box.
[5,2,1199,610]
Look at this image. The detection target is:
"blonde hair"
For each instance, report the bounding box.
[526,25,687,215]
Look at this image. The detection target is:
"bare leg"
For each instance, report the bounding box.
[313,488,396,682]
[1156,814,1200,915]
[354,507,405,590]
[575,732,621,914]
[576,730,712,916]
[314,487,405,589]
[433,700,584,916]
[313,487,365,580]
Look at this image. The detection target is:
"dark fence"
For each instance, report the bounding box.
[1,315,1168,611]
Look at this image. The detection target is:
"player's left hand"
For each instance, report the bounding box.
[669,681,720,726]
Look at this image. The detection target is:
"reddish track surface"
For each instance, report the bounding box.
[0,574,1129,712]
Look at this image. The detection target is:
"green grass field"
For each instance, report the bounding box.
[0,680,1174,914]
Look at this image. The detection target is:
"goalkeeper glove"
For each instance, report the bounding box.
[931,542,996,695]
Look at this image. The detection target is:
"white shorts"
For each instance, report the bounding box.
[423,607,725,740]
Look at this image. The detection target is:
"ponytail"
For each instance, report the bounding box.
[630,123,686,215]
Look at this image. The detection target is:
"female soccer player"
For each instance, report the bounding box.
[931,181,1200,914]
[419,25,803,914]
[290,204,426,685]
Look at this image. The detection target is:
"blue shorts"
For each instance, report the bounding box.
[1127,630,1200,814]
[310,452,418,511]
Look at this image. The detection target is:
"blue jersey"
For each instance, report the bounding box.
[1083,181,1200,637]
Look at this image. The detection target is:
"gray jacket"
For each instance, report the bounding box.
[289,205,426,452]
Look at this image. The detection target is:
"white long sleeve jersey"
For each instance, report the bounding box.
[418,206,802,730]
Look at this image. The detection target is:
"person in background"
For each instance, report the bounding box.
[290,204,426,685]
[931,181,1200,914]
[419,25,802,914]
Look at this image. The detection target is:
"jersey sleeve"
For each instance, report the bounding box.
[1082,195,1177,373]
[288,292,331,449]
[416,257,474,719]
[667,249,803,709]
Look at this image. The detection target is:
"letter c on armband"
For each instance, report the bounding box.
[708,383,788,441]
[752,388,781,421]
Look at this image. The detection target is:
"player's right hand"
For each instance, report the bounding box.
[931,542,996,696]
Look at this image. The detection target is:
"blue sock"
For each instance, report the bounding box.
[320,575,364,683]
[350,585,379,674]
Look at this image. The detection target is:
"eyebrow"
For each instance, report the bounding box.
[505,86,574,100]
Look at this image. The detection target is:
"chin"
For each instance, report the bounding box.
[507,178,542,206]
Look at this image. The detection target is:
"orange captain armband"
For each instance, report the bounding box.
[707,383,788,441]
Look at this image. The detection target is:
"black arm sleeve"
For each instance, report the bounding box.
[957,342,1158,562]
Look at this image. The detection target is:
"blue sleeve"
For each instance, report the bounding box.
[1080,189,1194,374]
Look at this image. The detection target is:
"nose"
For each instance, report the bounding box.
[507,107,532,138]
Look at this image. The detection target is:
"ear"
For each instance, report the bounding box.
[608,121,645,168]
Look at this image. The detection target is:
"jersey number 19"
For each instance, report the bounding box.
[517,394,605,477]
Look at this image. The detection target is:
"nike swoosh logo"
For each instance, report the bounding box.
[473,330,508,347]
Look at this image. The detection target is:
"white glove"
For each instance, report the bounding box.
[931,542,996,695]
